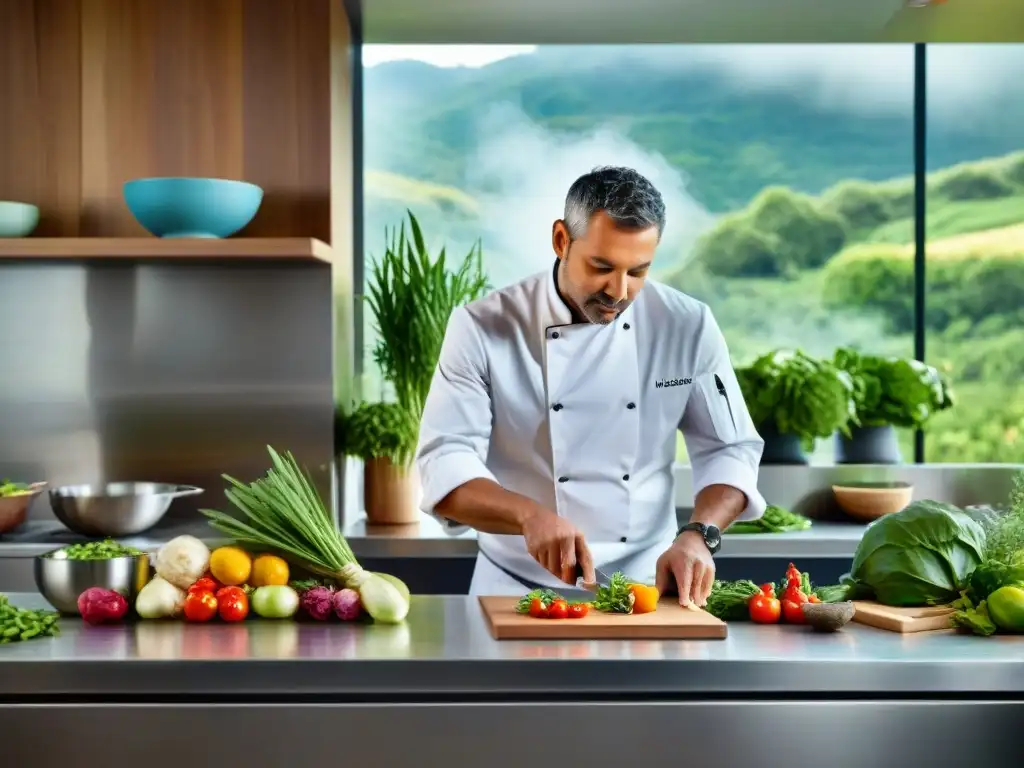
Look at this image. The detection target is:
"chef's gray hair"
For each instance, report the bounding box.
[563,166,666,241]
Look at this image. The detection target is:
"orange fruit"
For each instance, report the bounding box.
[250,554,290,587]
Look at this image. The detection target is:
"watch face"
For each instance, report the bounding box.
[705,525,722,553]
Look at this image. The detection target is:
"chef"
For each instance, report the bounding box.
[415,166,766,606]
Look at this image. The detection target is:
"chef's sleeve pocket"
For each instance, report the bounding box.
[696,371,737,443]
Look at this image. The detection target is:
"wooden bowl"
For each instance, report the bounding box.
[0,482,47,534]
[832,481,913,522]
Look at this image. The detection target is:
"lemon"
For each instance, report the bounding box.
[250,554,290,587]
[209,546,252,586]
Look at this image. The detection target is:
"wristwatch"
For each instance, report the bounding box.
[677,522,722,555]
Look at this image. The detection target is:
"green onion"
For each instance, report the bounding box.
[201,446,410,623]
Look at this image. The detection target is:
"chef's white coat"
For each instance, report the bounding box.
[415,263,766,595]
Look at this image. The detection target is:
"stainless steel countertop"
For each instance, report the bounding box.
[1,592,1019,698]
[0,517,869,560]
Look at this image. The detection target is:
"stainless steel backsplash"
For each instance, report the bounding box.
[0,261,335,528]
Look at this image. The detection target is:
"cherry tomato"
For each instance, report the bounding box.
[218,590,249,622]
[567,603,590,619]
[782,599,807,624]
[547,599,569,619]
[748,593,781,624]
[759,582,776,597]
[216,585,246,602]
[808,594,822,604]
[183,590,218,622]
[783,584,809,606]
[188,577,220,595]
[528,598,550,619]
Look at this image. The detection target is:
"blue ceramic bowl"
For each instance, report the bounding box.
[123,177,264,238]
[0,201,40,237]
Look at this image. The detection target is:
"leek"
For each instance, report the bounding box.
[200,446,411,624]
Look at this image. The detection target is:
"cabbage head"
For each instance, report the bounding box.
[842,500,987,606]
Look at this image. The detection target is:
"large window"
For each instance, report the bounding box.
[359,43,1020,465]
[924,45,1024,463]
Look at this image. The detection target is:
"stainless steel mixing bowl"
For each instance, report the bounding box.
[34,551,152,614]
[49,482,204,536]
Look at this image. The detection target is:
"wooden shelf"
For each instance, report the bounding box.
[0,238,333,264]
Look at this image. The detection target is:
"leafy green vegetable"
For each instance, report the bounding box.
[705,580,761,620]
[593,572,635,614]
[951,593,998,637]
[841,499,986,606]
[985,472,1024,565]
[813,584,855,603]
[834,347,953,429]
[735,349,856,450]
[336,401,420,467]
[726,505,812,534]
[0,479,31,498]
[515,589,564,614]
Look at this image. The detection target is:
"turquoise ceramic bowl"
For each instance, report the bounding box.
[123,177,264,238]
[0,201,40,237]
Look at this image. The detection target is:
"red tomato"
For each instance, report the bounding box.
[528,598,550,619]
[783,584,809,605]
[748,594,781,624]
[547,599,569,620]
[188,577,220,594]
[216,585,246,602]
[183,590,218,622]
[782,599,807,624]
[567,603,589,619]
[218,590,249,622]
[759,582,776,596]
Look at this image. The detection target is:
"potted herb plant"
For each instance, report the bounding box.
[336,401,421,524]
[736,349,857,465]
[833,347,954,464]
[342,211,489,524]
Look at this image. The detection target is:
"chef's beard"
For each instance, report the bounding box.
[583,294,631,325]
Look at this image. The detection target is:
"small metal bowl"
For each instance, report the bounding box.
[34,550,152,614]
[49,482,203,537]
[0,481,46,535]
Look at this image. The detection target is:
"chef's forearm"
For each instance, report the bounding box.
[689,484,748,530]
[434,478,549,536]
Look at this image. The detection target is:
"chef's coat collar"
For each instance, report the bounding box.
[544,258,636,331]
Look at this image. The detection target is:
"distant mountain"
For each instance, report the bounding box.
[364,47,1024,213]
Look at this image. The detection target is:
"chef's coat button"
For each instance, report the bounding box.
[622,474,630,481]
[558,476,569,483]
[552,403,563,412]
[620,536,628,542]
[626,402,636,410]
[623,323,631,330]
[551,331,560,339]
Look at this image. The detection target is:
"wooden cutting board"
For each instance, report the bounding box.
[852,601,955,633]
[479,596,728,640]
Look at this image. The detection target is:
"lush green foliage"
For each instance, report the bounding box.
[735,350,856,449]
[834,348,953,429]
[336,401,420,467]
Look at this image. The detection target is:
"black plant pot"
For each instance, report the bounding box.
[757,421,809,465]
[835,424,902,465]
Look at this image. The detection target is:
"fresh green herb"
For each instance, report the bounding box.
[985,472,1024,565]
[735,349,856,450]
[366,211,490,425]
[834,347,953,429]
[813,584,855,604]
[0,594,60,643]
[0,479,31,498]
[50,539,143,561]
[705,579,761,620]
[515,588,563,614]
[592,572,635,614]
[951,593,998,637]
[336,401,420,467]
[726,505,812,534]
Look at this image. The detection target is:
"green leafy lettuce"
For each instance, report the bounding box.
[841,500,986,606]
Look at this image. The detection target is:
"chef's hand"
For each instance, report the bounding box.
[655,531,715,607]
[521,508,595,585]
